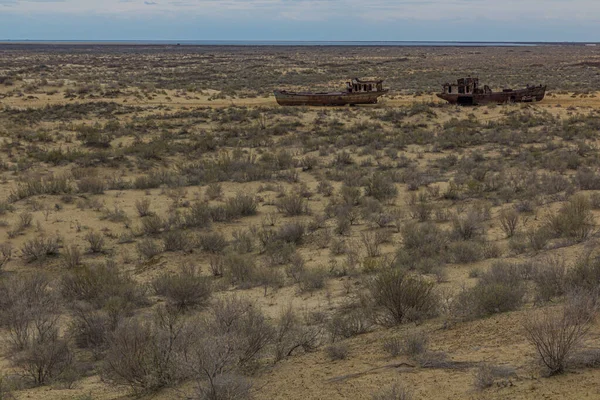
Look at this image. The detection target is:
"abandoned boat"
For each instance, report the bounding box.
[274,78,388,106]
[437,77,546,106]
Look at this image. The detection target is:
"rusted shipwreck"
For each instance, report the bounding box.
[437,77,546,106]
[274,78,388,106]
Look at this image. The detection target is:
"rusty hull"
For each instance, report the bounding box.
[273,89,388,106]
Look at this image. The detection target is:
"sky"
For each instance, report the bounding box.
[0,0,599,42]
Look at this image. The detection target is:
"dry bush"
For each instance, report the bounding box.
[370,269,438,326]
[140,214,165,235]
[226,193,258,218]
[274,305,321,362]
[275,222,306,245]
[209,297,275,367]
[195,373,252,400]
[162,229,192,252]
[68,303,113,357]
[361,230,387,258]
[452,262,526,320]
[77,177,105,194]
[533,256,567,303]
[382,337,403,357]
[0,243,13,272]
[327,308,373,342]
[61,245,82,269]
[372,382,413,400]
[152,265,212,311]
[499,208,520,238]
[135,198,152,217]
[473,364,516,390]
[297,267,327,293]
[0,274,59,352]
[20,235,60,262]
[448,240,485,264]
[0,274,72,386]
[544,194,594,241]
[364,172,398,203]
[198,232,228,254]
[61,260,146,309]
[137,238,163,260]
[103,308,196,392]
[401,330,429,358]
[223,253,258,287]
[205,182,223,201]
[275,193,309,216]
[451,210,484,241]
[325,343,349,361]
[84,230,105,253]
[9,175,71,202]
[400,221,448,261]
[12,328,73,386]
[185,202,212,228]
[523,301,594,375]
[231,229,255,254]
[567,253,600,292]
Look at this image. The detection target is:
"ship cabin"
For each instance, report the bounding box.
[441,77,493,105]
[347,78,384,93]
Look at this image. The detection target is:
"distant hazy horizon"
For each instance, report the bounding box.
[0,1,599,42]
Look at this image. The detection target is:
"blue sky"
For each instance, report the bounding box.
[0,0,598,41]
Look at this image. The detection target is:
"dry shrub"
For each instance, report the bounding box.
[361,230,387,258]
[327,308,373,342]
[103,308,195,392]
[544,194,594,241]
[400,330,429,358]
[364,172,398,203]
[400,221,448,261]
[451,210,484,241]
[533,256,567,303]
[473,364,516,390]
[275,193,309,216]
[223,253,258,287]
[274,305,321,362]
[370,269,438,326]
[135,198,152,217]
[523,300,594,375]
[325,343,349,361]
[62,245,81,269]
[137,238,163,260]
[226,193,258,218]
[152,265,212,311]
[77,177,105,194]
[195,373,252,400]
[452,262,525,320]
[0,243,12,271]
[21,235,60,262]
[140,214,165,235]
[499,208,520,238]
[0,274,72,386]
[372,382,413,400]
[61,260,146,309]
[84,230,105,253]
[162,229,192,252]
[298,267,327,293]
[198,232,228,254]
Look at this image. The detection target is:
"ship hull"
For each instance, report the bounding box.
[437,85,546,106]
[274,90,388,106]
